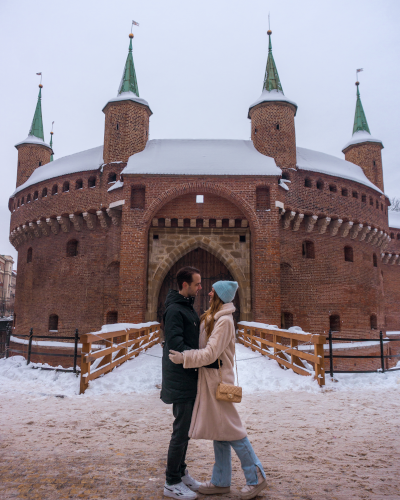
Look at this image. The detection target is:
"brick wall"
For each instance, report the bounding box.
[344,142,384,192]
[16,144,52,188]
[249,102,297,169]
[103,100,150,163]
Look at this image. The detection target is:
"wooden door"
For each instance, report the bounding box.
[157,248,240,325]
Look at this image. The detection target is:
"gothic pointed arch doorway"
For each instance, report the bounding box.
[157,247,240,325]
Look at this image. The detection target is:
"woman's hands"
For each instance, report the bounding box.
[169,350,184,364]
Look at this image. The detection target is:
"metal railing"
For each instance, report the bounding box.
[327,330,400,377]
[5,328,80,373]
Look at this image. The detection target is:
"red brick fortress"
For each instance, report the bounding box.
[8,30,400,351]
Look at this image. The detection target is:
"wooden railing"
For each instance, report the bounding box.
[79,322,160,394]
[237,322,326,387]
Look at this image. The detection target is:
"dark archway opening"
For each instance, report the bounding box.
[157,247,240,326]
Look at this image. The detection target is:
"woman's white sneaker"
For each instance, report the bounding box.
[181,469,201,491]
[164,481,198,499]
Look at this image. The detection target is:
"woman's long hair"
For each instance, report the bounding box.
[200,290,224,340]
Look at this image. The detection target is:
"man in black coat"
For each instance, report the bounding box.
[162,266,202,500]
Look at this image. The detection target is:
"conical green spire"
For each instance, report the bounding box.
[352,82,371,135]
[263,31,283,93]
[28,85,45,140]
[50,131,54,161]
[118,34,140,96]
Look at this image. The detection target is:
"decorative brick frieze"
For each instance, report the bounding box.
[29,222,41,238]
[57,216,71,233]
[46,218,59,235]
[37,219,50,237]
[69,214,83,232]
[82,212,97,230]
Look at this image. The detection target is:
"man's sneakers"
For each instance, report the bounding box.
[240,467,268,500]
[181,469,201,492]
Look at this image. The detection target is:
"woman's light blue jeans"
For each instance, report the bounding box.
[211,437,266,487]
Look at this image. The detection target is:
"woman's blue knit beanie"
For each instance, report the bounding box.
[213,280,238,303]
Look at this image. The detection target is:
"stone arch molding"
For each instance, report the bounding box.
[143,181,259,232]
[147,235,251,321]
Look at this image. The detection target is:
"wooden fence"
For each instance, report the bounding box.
[79,323,160,394]
[237,322,326,387]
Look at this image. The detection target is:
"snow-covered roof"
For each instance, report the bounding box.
[13,146,104,197]
[342,130,383,151]
[296,147,382,193]
[389,211,400,229]
[248,89,298,116]
[102,91,152,113]
[15,134,52,149]
[123,139,280,176]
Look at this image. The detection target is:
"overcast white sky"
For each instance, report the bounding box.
[1,0,399,266]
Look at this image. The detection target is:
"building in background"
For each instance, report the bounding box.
[0,255,15,317]
[7,29,400,361]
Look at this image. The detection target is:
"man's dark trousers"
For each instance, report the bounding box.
[166,401,195,485]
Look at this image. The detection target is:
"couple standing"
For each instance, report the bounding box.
[161,266,267,499]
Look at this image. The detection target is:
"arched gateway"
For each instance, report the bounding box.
[157,248,240,324]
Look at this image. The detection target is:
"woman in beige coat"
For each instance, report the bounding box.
[169,280,267,500]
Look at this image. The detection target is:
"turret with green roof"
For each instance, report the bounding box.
[342,81,384,192]
[14,83,53,187]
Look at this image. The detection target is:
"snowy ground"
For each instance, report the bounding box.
[1,344,400,499]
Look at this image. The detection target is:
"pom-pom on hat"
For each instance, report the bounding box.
[213,280,238,303]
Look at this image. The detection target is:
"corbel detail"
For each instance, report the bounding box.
[283,211,296,229]
[22,224,34,240]
[83,212,96,230]
[106,208,122,226]
[317,217,331,234]
[69,214,84,232]
[389,254,399,265]
[304,215,318,233]
[359,225,371,242]
[340,221,353,238]
[292,213,304,232]
[46,218,59,235]
[365,228,377,243]
[329,219,342,236]
[350,223,363,240]
[29,222,41,238]
[57,216,71,233]
[96,210,110,229]
[382,253,391,264]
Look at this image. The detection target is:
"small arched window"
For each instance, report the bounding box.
[27,194,31,203]
[116,123,119,131]
[106,311,118,324]
[256,186,270,210]
[42,187,47,197]
[108,172,117,183]
[66,240,78,257]
[361,194,367,203]
[397,234,400,241]
[375,200,379,209]
[330,315,341,332]
[33,191,38,200]
[17,199,20,208]
[281,312,293,330]
[352,191,358,199]
[390,232,395,239]
[52,184,58,195]
[27,247,32,263]
[282,172,290,180]
[302,240,315,259]
[88,176,96,188]
[63,181,70,192]
[304,178,312,188]
[329,184,337,193]
[344,246,353,262]
[373,253,378,267]
[316,180,324,190]
[341,188,348,197]
[369,197,373,206]
[49,314,59,331]
[38,161,42,166]
[370,314,377,330]
[280,262,292,271]
[75,179,83,190]
[276,123,280,130]
[21,197,24,205]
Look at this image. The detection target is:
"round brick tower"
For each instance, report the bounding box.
[342,81,384,192]
[15,84,53,188]
[102,33,152,164]
[248,30,298,170]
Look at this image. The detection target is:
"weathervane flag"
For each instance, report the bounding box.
[132,20,139,26]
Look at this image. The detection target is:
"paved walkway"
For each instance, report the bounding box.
[1,390,399,499]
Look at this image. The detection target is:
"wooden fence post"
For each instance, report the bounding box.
[79,336,91,395]
[313,339,325,387]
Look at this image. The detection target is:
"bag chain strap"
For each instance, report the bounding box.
[217,337,239,386]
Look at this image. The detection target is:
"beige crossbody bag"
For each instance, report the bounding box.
[216,341,242,403]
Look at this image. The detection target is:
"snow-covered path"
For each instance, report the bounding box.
[1,344,400,499]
